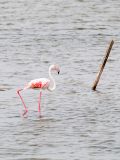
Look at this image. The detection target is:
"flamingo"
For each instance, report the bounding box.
[17,64,60,117]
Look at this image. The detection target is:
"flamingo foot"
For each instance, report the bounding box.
[22,110,28,117]
[38,113,43,118]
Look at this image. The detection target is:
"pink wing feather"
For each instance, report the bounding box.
[28,78,50,89]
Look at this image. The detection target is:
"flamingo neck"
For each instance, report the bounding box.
[48,68,56,91]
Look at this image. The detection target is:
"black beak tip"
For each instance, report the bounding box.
[58,71,60,74]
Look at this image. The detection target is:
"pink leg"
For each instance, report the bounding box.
[38,91,42,117]
[17,89,28,116]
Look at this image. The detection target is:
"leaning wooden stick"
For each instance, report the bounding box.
[92,40,114,90]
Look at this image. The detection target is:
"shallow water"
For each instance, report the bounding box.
[0,0,120,159]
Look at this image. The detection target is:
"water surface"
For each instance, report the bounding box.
[0,0,120,159]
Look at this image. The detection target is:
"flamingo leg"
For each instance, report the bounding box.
[38,91,42,117]
[17,89,28,116]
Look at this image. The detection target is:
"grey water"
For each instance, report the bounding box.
[0,0,120,159]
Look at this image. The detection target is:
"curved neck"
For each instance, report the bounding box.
[48,68,56,91]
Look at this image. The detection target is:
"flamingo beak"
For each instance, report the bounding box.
[58,71,60,74]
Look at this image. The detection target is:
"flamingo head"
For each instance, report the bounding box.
[50,64,60,74]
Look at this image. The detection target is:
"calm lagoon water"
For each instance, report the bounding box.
[0,0,120,159]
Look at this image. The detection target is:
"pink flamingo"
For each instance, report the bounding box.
[17,64,60,117]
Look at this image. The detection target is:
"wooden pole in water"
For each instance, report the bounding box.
[92,40,114,91]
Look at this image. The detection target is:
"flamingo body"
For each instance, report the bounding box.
[17,64,60,117]
[28,78,50,90]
